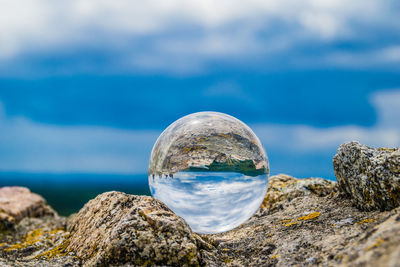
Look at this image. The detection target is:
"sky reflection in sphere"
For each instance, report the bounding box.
[148,112,269,234]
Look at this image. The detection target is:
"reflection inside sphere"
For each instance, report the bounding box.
[148,112,269,234]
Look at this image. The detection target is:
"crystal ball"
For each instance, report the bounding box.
[148,112,269,234]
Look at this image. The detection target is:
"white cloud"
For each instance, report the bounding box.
[0,107,160,173]
[252,89,400,153]
[371,89,400,127]
[0,0,397,74]
[252,124,400,153]
[324,46,400,69]
[150,172,267,233]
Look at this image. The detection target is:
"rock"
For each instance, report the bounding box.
[0,213,14,231]
[201,190,389,266]
[259,174,337,211]
[333,141,400,211]
[66,191,200,267]
[201,192,384,266]
[0,187,74,265]
[0,216,77,266]
[339,208,400,266]
[0,187,56,230]
[3,172,400,267]
[0,257,79,267]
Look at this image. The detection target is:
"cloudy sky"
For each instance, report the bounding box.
[0,0,399,179]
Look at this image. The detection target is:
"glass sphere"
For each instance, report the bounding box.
[148,112,269,234]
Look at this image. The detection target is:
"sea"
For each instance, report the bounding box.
[0,172,150,216]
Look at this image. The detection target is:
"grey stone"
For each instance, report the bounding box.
[339,207,400,267]
[333,141,400,211]
[4,171,400,266]
[66,191,200,267]
[258,174,337,212]
[200,191,387,266]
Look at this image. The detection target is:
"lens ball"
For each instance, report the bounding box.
[148,112,269,234]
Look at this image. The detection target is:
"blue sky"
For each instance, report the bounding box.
[0,0,400,179]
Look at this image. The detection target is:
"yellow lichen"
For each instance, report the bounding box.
[182,251,200,267]
[25,228,44,244]
[357,219,376,224]
[280,219,293,224]
[34,239,70,259]
[284,222,298,227]
[4,228,44,251]
[271,254,279,260]
[183,146,206,152]
[366,238,384,251]
[222,248,231,252]
[330,224,337,228]
[223,257,232,264]
[298,212,320,221]
[4,243,24,251]
[4,227,69,254]
[217,133,231,139]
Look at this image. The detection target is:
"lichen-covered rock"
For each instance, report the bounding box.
[333,141,400,211]
[0,257,79,267]
[0,188,74,266]
[0,187,56,230]
[67,191,200,267]
[339,208,400,266]
[4,176,400,267]
[201,190,387,266]
[259,174,337,212]
[0,216,77,266]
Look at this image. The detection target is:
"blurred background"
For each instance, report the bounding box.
[0,0,399,215]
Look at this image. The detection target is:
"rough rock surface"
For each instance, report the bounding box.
[333,141,400,211]
[67,191,200,267]
[201,193,387,266]
[259,174,337,212]
[2,161,400,266]
[0,187,56,230]
[0,216,77,266]
[339,207,400,266]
